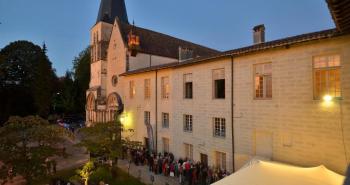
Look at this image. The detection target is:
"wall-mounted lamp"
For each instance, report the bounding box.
[323,95,333,102]
[120,114,127,125]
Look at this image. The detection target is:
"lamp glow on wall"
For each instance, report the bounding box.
[323,95,333,102]
[322,94,334,108]
[119,112,132,129]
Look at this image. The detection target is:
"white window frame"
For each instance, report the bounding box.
[254,63,272,99]
[184,143,193,160]
[162,113,169,128]
[144,111,150,125]
[161,76,170,99]
[215,151,226,170]
[144,79,151,99]
[213,118,226,138]
[184,73,193,99]
[163,137,170,153]
[183,114,193,132]
[213,69,225,99]
[313,54,341,99]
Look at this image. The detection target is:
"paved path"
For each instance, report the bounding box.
[118,160,181,185]
[53,136,89,171]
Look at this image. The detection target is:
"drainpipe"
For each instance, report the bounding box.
[231,55,235,172]
[155,70,158,154]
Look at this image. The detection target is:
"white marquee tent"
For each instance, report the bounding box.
[212,160,345,185]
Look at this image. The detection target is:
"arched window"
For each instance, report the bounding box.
[107,93,119,121]
[86,93,96,122]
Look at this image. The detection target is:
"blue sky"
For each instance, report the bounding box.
[0,0,334,76]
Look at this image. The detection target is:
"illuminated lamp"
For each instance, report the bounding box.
[323,95,333,102]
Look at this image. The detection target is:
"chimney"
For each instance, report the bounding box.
[253,24,265,44]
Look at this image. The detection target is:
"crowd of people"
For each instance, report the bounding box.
[124,147,229,185]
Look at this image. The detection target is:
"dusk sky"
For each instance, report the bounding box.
[0,0,334,76]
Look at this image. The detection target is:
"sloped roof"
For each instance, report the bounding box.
[327,0,350,33]
[97,0,129,24]
[223,29,339,55]
[117,20,220,59]
[121,28,342,76]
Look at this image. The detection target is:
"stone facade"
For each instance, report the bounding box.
[86,2,350,175]
[232,36,350,174]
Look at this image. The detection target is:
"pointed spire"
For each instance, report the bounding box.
[96,0,129,24]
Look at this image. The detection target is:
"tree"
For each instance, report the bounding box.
[51,47,90,115]
[0,41,57,125]
[0,116,71,184]
[32,43,56,117]
[77,161,95,185]
[72,47,91,114]
[78,119,123,163]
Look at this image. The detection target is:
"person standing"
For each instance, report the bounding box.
[52,160,57,174]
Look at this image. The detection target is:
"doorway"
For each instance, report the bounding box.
[200,153,208,166]
[144,137,150,151]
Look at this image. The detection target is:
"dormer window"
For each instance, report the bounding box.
[128,26,140,57]
[179,47,194,62]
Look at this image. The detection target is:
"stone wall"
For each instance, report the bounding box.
[233,35,350,174]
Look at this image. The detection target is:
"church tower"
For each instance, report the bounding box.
[96,0,129,24]
[87,0,129,124]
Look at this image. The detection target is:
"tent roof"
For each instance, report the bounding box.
[212,160,345,185]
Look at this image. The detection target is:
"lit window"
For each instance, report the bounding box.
[163,138,170,153]
[161,77,170,99]
[213,69,225,99]
[254,63,272,99]
[313,55,341,99]
[183,115,193,132]
[144,79,151,99]
[184,143,193,160]
[144,111,150,125]
[213,118,226,138]
[162,113,169,128]
[184,73,193,99]
[129,81,135,99]
[215,151,226,170]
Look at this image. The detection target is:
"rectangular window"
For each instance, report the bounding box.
[213,118,226,138]
[161,77,170,99]
[184,143,193,160]
[313,55,341,99]
[183,114,193,132]
[162,113,169,128]
[144,79,151,99]
[254,63,272,99]
[129,80,135,99]
[144,111,150,125]
[213,69,225,99]
[184,73,193,99]
[163,138,170,153]
[215,151,226,170]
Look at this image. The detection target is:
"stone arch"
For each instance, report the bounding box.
[86,93,96,122]
[106,92,124,122]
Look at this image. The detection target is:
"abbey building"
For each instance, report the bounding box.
[87,0,350,174]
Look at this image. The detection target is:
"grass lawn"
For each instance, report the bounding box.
[33,165,146,185]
